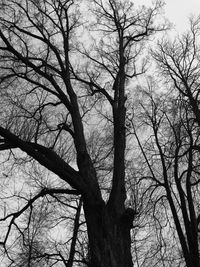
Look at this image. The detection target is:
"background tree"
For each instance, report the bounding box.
[129,17,200,266]
[0,0,167,267]
[131,78,200,267]
[152,16,200,267]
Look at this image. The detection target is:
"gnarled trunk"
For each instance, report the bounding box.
[84,201,134,267]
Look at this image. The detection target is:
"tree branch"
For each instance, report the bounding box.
[0,126,87,193]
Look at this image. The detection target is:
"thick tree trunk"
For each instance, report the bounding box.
[83,201,134,267]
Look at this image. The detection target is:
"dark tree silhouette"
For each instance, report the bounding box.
[152,17,200,267]
[0,0,167,266]
[131,18,200,267]
[131,77,200,266]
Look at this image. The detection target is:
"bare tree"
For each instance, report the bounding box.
[132,73,200,267]
[0,0,167,266]
[150,16,200,267]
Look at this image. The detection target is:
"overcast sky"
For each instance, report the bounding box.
[165,0,200,32]
[135,0,200,33]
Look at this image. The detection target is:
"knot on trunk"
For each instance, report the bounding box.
[120,208,135,229]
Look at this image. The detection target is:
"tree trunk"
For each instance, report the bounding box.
[83,201,134,267]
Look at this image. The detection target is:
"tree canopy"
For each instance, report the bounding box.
[0,1,199,267]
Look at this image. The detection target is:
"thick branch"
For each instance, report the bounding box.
[0,126,86,193]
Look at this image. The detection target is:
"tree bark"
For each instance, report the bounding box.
[83,201,134,267]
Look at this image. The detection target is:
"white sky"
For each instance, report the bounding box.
[135,0,200,33]
[164,0,200,32]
